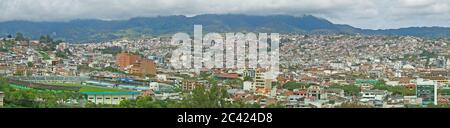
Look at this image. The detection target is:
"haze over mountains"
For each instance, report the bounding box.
[0,14,449,42]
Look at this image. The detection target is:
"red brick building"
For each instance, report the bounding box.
[116,52,156,76]
[116,52,141,69]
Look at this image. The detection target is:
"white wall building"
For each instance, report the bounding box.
[243,81,255,91]
[149,82,160,91]
[157,74,167,81]
[360,90,388,102]
[83,92,140,105]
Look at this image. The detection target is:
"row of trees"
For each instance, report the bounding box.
[4,33,64,53]
[116,85,262,108]
[373,80,415,96]
[1,77,84,108]
[2,75,276,108]
[85,85,265,108]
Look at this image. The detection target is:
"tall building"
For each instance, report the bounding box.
[416,78,438,106]
[116,52,156,76]
[129,59,157,76]
[254,68,272,89]
[182,80,203,91]
[116,52,141,69]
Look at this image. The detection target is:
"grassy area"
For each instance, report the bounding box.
[329,84,361,96]
[373,84,415,96]
[79,86,126,92]
[283,82,308,90]
[439,89,450,95]
[48,83,128,92]
[39,51,51,60]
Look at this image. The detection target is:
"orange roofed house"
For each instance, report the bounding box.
[116,52,156,76]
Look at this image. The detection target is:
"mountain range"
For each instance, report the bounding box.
[0,14,449,42]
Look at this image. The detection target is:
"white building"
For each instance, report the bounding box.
[360,90,388,102]
[403,96,422,106]
[83,92,140,105]
[156,74,167,81]
[243,81,255,91]
[149,82,160,91]
[154,92,181,100]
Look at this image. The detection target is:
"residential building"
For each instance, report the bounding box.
[254,69,272,89]
[243,81,255,91]
[404,96,422,106]
[182,80,202,91]
[116,52,156,76]
[307,85,324,101]
[116,52,140,68]
[149,82,160,91]
[83,92,141,105]
[360,90,388,102]
[416,78,438,106]
[129,59,157,76]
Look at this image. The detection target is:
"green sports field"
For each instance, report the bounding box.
[48,83,128,92]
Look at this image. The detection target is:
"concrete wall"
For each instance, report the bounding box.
[87,94,138,105]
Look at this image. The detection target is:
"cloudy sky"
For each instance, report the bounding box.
[0,0,449,29]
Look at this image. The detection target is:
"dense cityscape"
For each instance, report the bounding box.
[2,1,450,128]
[1,33,449,108]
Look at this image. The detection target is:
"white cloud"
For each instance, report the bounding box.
[0,0,449,29]
[399,0,434,8]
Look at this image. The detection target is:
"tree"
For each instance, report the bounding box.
[283,82,307,90]
[224,79,243,88]
[103,66,125,74]
[14,70,25,76]
[243,76,253,81]
[39,35,53,44]
[15,32,27,41]
[27,62,34,67]
[6,89,37,107]
[266,103,284,108]
[119,96,162,108]
[39,35,60,51]
[0,77,9,92]
[95,46,122,55]
[180,85,228,108]
[373,82,415,96]
[26,70,33,76]
[56,50,68,59]
[3,84,85,108]
[119,99,137,108]
[329,84,360,96]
